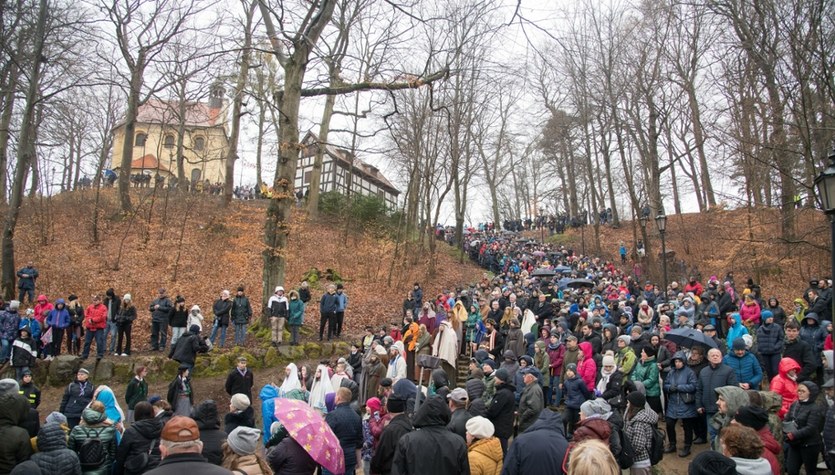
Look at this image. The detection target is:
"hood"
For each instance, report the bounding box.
[518,355,533,367]
[603,324,618,339]
[524,407,566,436]
[524,332,536,345]
[55,298,65,306]
[715,386,748,417]
[731,456,772,474]
[412,395,450,428]
[577,417,611,440]
[37,423,68,451]
[759,391,783,413]
[131,417,163,439]
[799,381,820,402]
[730,313,742,326]
[503,350,516,360]
[0,393,28,427]
[36,294,48,303]
[803,312,820,325]
[190,305,202,313]
[778,357,801,378]
[578,342,593,358]
[671,351,687,363]
[259,384,279,401]
[466,378,485,400]
[81,407,107,425]
[191,400,220,429]
[824,350,834,373]
[431,368,449,389]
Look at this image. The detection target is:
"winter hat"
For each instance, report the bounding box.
[742,334,753,349]
[189,324,201,334]
[482,359,497,370]
[148,395,162,405]
[386,395,407,413]
[627,391,646,408]
[565,363,578,373]
[465,416,495,439]
[734,405,768,431]
[617,335,631,345]
[494,368,510,383]
[8,300,19,310]
[688,451,736,475]
[601,355,616,368]
[580,398,611,417]
[366,397,382,414]
[630,326,643,335]
[732,338,747,351]
[0,378,20,395]
[474,349,490,364]
[325,393,336,412]
[226,426,261,456]
[230,393,250,411]
[45,411,67,426]
[123,294,132,302]
[380,378,393,388]
[274,286,284,293]
[761,310,774,321]
[642,346,657,358]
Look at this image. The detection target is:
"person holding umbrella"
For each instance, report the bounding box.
[270,398,346,475]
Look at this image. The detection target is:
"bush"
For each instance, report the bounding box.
[318,190,397,233]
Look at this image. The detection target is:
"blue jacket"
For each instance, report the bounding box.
[563,374,592,409]
[18,318,41,342]
[335,292,348,312]
[726,313,749,351]
[502,410,568,475]
[16,266,37,290]
[46,300,71,329]
[723,350,762,388]
[664,353,698,419]
[800,312,828,354]
[259,384,278,444]
[756,320,785,355]
[0,310,20,340]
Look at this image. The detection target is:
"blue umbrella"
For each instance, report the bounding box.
[556,277,571,289]
[554,265,572,273]
[664,327,718,349]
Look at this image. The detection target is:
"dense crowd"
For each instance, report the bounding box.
[0,229,834,475]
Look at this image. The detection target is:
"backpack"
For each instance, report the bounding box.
[78,427,105,469]
[614,426,635,469]
[649,425,666,466]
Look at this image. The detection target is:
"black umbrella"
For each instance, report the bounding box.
[531,268,557,277]
[565,278,594,289]
[664,327,718,349]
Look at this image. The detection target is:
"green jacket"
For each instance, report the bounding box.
[125,376,148,410]
[288,299,305,326]
[617,346,637,377]
[68,408,118,475]
[632,357,660,397]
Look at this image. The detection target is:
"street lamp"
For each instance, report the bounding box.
[656,214,668,301]
[814,147,835,340]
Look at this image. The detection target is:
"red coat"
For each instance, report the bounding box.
[84,303,108,330]
[770,357,800,419]
[577,342,597,391]
[739,300,762,326]
[757,426,781,475]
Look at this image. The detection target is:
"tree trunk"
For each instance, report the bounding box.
[254,89,266,191]
[307,89,336,217]
[223,0,256,206]
[118,70,143,213]
[1,0,46,299]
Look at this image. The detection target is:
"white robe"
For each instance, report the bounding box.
[279,363,302,396]
[521,309,536,336]
[308,364,335,413]
[432,321,458,369]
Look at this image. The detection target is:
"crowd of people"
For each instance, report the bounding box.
[1,228,834,474]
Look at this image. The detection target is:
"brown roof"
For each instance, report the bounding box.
[114,154,171,173]
[300,131,400,195]
[135,99,223,128]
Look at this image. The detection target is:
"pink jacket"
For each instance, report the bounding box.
[739,300,761,326]
[577,342,597,391]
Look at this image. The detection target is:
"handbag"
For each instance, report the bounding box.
[680,391,695,404]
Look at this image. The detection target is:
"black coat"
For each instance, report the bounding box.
[695,363,738,414]
[325,403,363,468]
[59,378,94,419]
[212,298,233,326]
[169,331,207,365]
[140,453,233,475]
[31,422,81,475]
[446,407,471,440]
[502,410,568,475]
[783,337,818,382]
[223,407,255,435]
[370,413,412,475]
[784,383,826,448]
[392,397,469,475]
[486,382,516,439]
[114,417,163,475]
[266,437,318,475]
[191,401,226,466]
[0,393,33,474]
[224,368,254,401]
[170,306,188,327]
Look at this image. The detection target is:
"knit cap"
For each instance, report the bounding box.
[230,393,250,411]
[494,368,510,383]
[627,391,646,408]
[732,338,746,351]
[733,405,768,431]
[580,398,611,417]
[45,412,67,426]
[465,416,494,439]
[688,451,736,475]
[226,426,261,455]
[601,355,616,367]
[617,335,631,345]
[0,378,19,395]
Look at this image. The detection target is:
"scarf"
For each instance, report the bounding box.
[596,365,617,395]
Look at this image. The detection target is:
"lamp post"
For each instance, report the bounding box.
[814,147,835,340]
[656,214,668,301]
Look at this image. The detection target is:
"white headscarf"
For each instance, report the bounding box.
[308,364,334,413]
[279,363,302,396]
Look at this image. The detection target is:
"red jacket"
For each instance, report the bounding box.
[770,357,800,419]
[757,426,781,475]
[577,342,597,391]
[684,281,704,297]
[84,303,108,330]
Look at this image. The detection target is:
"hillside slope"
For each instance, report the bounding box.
[6,189,483,343]
[548,207,831,302]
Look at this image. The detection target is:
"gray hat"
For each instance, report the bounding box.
[580,398,611,417]
[45,411,67,426]
[823,379,834,389]
[8,300,19,310]
[0,378,19,395]
[447,387,468,403]
[226,426,261,455]
[494,368,510,383]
